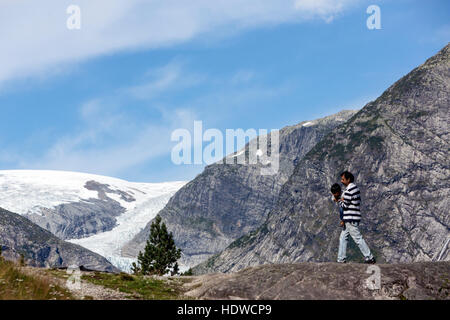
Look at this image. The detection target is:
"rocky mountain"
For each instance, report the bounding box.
[184,262,449,300]
[194,43,450,274]
[0,170,186,271]
[123,110,358,266]
[0,207,119,272]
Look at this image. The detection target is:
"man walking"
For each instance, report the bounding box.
[335,171,376,264]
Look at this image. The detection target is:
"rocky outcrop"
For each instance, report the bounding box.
[26,198,125,241]
[184,262,449,300]
[24,181,132,240]
[0,207,119,273]
[122,110,357,266]
[193,43,450,274]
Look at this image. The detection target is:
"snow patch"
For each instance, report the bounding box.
[233,150,245,157]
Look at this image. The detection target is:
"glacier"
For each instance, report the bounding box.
[0,170,186,273]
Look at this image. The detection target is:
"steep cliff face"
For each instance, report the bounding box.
[0,207,119,272]
[194,43,450,274]
[122,110,357,266]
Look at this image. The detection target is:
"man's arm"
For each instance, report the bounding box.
[339,191,352,209]
[339,185,361,209]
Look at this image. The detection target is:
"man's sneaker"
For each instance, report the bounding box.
[364,257,376,264]
[337,259,347,264]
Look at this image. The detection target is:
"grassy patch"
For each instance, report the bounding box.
[184,217,217,236]
[81,272,193,300]
[204,254,220,269]
[329,143,346,159]
[229,222,268,250]
[0,258,73,300]
[229,232,256,249]
[367,136,384,151]
[407,110,430,119]
[306,110,385,162]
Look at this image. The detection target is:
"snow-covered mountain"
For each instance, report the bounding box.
[0,170,186,272]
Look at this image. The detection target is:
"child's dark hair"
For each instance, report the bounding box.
[330,183,341,194]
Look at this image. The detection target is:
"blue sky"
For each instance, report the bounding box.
[0,0,448,182]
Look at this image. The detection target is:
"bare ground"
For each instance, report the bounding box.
[21,267,131,300]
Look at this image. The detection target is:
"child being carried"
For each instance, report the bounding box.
[331,183,345,229]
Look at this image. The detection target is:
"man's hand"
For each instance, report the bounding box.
[340,221,345,227]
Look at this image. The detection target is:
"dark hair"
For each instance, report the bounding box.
[340,171,354,183]
[330,183,341,194]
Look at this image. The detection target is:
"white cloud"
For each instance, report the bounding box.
[294,0,357,22]
[231,70,255,85]
[19,101,197,177]
[10,60,290,177]
[10,60,199,176]
[126,59,206,100]
[0,0,361,86]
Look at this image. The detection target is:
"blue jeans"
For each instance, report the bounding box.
[338,221,373,262]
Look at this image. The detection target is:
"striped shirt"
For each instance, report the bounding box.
[339,183,361,221]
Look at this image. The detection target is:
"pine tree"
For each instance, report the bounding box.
[171,262,179,276]
[132,215,181,276]
[181,268,193,276]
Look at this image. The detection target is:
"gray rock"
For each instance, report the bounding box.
[24,180,133,240]
[184,262,449,300]
[0,207,119,273]
[122,110,357,265]
[194,43,450,274]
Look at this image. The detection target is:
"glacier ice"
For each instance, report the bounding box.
[0,170,186,272]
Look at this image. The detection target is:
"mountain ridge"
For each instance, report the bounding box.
[193,43,450,274]
[122,110,359,266]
